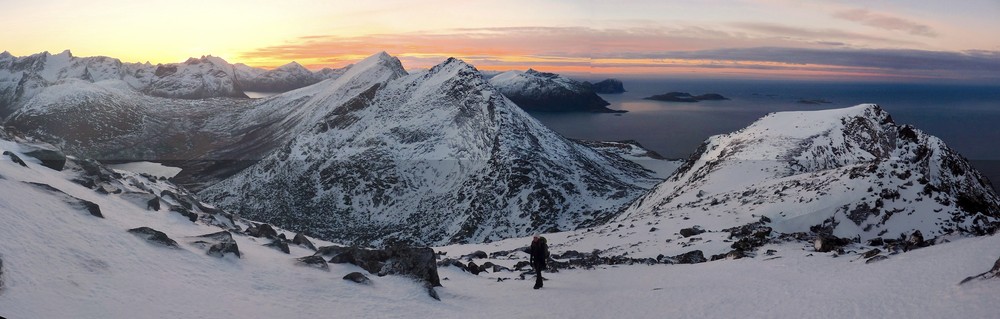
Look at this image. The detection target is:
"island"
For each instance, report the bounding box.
[643,92,729,102]
[586,79,627,94]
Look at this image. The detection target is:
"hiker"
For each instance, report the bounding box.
[529,235,549,289]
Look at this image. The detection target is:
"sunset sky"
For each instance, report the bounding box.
[3,0,1000,81]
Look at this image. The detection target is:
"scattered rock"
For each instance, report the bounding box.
[343,272,371,284]
[436,258,466,270]
[865,255,889,264]
[427,284,441,301]
[322,246,441,287]
[671,250,707,264]
[554,250,585,259]
[292,233,317,251]
[191,231,240,258]
[3,151,27,167]
[463,250,488,260]
[265,240,290,254]
[679,226,705,238]
[128,227,179,248]
[296,255,329,271]
[861,248,881,259]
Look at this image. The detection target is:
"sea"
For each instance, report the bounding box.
[528,78,1000,192]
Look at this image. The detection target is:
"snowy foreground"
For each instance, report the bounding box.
[1,152,998,319]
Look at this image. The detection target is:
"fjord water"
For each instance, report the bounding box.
[529,79,1000,191]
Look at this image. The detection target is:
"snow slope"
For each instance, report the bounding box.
[200,56,658,246]
[3,126,999,319]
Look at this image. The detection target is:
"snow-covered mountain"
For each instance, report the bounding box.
[200,55,658,246]
[489,69,623,113]
[545,104,999,259]
[234,61,345,92]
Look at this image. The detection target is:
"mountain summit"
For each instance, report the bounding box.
[200,55,657,245]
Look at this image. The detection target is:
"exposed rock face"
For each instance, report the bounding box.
[3,151,26,167]
[200,55,655,246]
[292,233,317,251]
[489,69,623,113]
[17,140,65,171]
[587,79,626,94]
[235,62,331,92]
[128,227,179,248]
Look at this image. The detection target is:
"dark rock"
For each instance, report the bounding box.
[436,258,466,270]
[679,226,705,237]
[554,250,585,259]
[868,237,884,246]
[191,231,240,258]
[296,255,329,271]
[644,92,728,103]
[247,223,279,239]
[672,250,707,264]
[905,230,926,251]
[315,245,352,258]
[1,253,5,292]
[292,233,317,251]
[24,182,102,218]
[814,235,850,252]
[463,250,488,260]
[491,69,622,113]
[865,255,889,264]
[325,246,441,287]
[19,142,66,171]
[861,248,881,259]
[427,285,441,301]
[146,197,160,211]
[128,227,178,248]
[466,261,481,275]
[169,205,197,222]
[265,240,290,254]
[513,260,531,271]
[343,272,371,284]
[3,151,27,167]
[588,79,626,94]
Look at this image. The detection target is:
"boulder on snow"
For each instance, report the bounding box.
[554,250,586,259]
[128,227,179,248]
[296,255,329,271]
[861,248,881,259]
[466,261,481,275]
[19,142,66,171]
[24,182,102,218]
[292,233,317,251]
[814,235,850,253]
[191,231,240,258]
[865,255,889,264]
[462,250,488,260]
[265,239,290,254]
[0,253,5,292]
[905,230,927,251]
[671,250,707,264]
[169,205,198,222]
[246,223,278,239]
[3,151,27,167]
[343,272,371,285]
[679,227,705,238]
[322,246,441,287]
[436,258,466,270]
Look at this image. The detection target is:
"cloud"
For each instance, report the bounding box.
[833,9,938,37]
[239,26,1000,81]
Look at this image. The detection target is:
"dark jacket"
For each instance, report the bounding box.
[529,237,548,271]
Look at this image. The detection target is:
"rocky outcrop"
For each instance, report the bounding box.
[343,272,371,284]
[128,227,179,248]
[960,256,1000,284]
[296,255,329,271]
[292,233,317,251]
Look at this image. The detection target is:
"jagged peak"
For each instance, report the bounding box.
[275,61,307,71]
[428,57,479,74]
[55,49,73,58]
[348,52,407,77]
